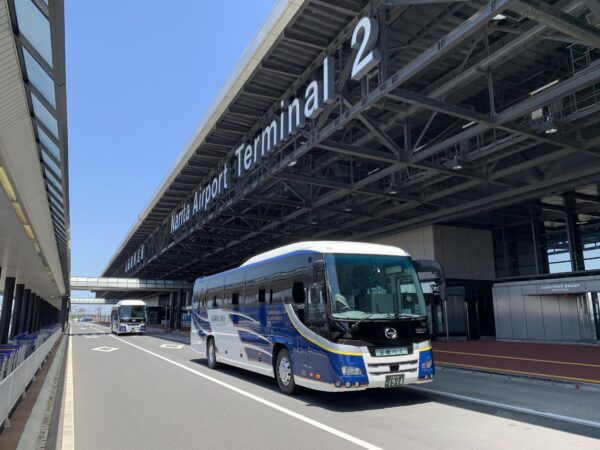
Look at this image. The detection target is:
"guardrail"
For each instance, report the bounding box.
[0,325,62,427]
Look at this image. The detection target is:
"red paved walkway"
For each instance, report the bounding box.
[432,340,600,385]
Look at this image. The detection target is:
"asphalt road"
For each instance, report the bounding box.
[64,322,600,450]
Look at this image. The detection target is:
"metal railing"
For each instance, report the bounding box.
[0,324,62,427]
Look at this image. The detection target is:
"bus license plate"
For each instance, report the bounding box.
[385,374,404,388]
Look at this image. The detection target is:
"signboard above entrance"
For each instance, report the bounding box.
[168,16,382,236]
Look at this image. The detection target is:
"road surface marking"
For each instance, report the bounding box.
[406,385,600,429]
[83,335,99,339]
[437,361,600,384]
[435,349,600,368]
[160,344,184,349]
[91,346,119,352]
[87,325,381,450]
[61,335,75,450]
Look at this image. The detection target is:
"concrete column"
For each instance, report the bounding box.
[37,299,44,330]
[0,277,16,344]
[60,297,67,330]
[30,295,36,332]
[9,284,25,339]
[174,290,181,330]
[31,295,40,332]
[565,193,585,272]
[168,291,175,331]
[18,289,31,335]
[24,292,34,333]
[40,301,46,328]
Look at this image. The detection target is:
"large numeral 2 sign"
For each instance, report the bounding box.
[351,17,381,81]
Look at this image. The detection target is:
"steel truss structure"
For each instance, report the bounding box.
[102,0,600,287]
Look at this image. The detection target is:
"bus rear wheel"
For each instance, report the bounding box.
[207,338,218,369]
[275,349,297,395]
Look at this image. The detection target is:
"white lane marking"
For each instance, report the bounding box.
[160,344,184,349]
[92,346,119,352]
[61,335,75,450]
[84,336,99,339]
[87,325,380,450]
[406,386,600,429]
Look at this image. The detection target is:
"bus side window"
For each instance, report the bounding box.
[244,284,259,306]
[271,279,290,304]
[292,282,305,304]
[307,284,326,322]
[223,289,233,306]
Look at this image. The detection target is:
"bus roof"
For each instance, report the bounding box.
[115,300,146,306]
[242,241,410,267]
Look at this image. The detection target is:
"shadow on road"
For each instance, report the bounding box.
[189,358,430,412]
[67,331,108,336]
[190,358,600,439]
[145,331,190,345]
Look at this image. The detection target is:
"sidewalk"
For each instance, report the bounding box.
[432,340,600,385]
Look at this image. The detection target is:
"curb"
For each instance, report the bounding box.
[436,363,600,392]
[16,333,67,450]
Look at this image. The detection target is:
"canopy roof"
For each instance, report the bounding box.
[101,0,600,292]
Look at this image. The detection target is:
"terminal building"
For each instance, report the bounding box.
[101,0,600,344]
[0,0,69,340]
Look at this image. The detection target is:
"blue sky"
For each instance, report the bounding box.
[67,1,276,281]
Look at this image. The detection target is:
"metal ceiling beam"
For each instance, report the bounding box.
[367,1,584,152]
[583,0,600,19]
[385,0,469,4]
[316,141,514,186]
[353,162,600,240]
[513,0,600,48]
[385,88,600,159]
[388,0,515,87]
[412,62,600,163]
[572,192,600,204]
[274,171,425,205]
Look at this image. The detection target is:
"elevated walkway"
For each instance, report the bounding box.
[70,277,192,292]
[433,340,600,385]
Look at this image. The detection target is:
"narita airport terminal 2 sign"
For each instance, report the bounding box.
[169,17,381,236]
[126,17,382,272]
[170,51,337,235]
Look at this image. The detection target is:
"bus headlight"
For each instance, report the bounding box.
[421,359,433,370]
[342,366,362,376]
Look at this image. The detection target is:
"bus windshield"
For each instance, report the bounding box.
[120,305,146,321]
[325,253,426,320]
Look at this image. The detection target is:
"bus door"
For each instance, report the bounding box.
[305,262,330,377]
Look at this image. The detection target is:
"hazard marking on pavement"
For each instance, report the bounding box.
[160,344,184,349]
[92,346,119,352]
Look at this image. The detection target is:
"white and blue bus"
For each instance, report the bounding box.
[111,300,147,335]
[191,241,445,394]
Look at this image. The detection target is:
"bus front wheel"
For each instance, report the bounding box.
[207,338,218,369]
[275,349,297,395]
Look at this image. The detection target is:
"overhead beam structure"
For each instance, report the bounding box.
[100,0,600,284]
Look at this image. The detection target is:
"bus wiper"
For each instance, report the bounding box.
[351,313,378,330]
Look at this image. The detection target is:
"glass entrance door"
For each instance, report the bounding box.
[591,292,600,341]
[446,287,468,338]
[578,293,600,342]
